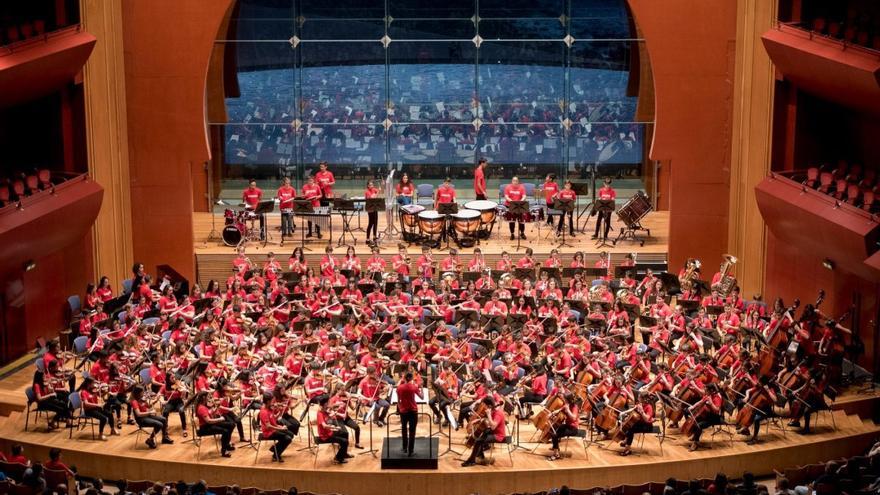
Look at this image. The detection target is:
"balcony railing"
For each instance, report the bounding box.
[0,24,83,57]
[773,22,880,60]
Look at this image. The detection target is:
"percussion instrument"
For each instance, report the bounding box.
[400,204,425,228]
[452,209,481,235]
[616,191,652,228]
[418,210,446,235]
[222,223,245,246]
[223,208,236,225]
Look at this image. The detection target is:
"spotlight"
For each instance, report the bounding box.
[23,260,36,272]
[822,259,834,271]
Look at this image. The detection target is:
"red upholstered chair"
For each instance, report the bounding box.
[860,170,876,189]
[862,191,875,212]
[828,21,842,38]
[19,23,33,39]
[0,187,10,206]
[873,35,880,50]
[6,26,20,43]
[818,172,834,193]
[843,26,857,43]
[833,179,848,199]
[38,169,52,188]
[856,31,869,46]
[804,167,819,188]
[812,17,826,33]
[25,175,39,194]
[11,180,25,199]
[847,163,862,181]
[33,19,45,35]
[846,184,860,205]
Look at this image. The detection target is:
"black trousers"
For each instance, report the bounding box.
[557,211,574,233]
[161,397,187,429]
[551,424,580,450]
[279,413,301,437]
[266,429,294,457]
[595,210,612,238]
[199,421,234,449]
[519,392,546,407]
[341,417,360,444]
[137,415,167,436]
[400,410,418,453]
[692,413,721,442]
[457,400,475,425]
[476,193,487,201]
[623,422,654,446]
[429,396,452,423]
[84,408,112,433]
[508,221,525,234]
[223,412,246,441]
[367,212,378,239]
[321,428,349,461]
[466,430,497,462]
[39,397,71,420]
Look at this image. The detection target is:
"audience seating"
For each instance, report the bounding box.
[800,161,878,213]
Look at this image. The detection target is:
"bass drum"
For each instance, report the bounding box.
[222,224,244,246]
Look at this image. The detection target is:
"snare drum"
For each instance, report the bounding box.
[400,204,425,228]
[452,209,481,235]
[418,210,446,235]
[222,224,245,246]
[464,200,498,225]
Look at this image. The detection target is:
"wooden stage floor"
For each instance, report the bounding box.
[0,363,878,495]
[193,210,670,288]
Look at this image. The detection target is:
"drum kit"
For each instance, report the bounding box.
[221,207,263,247]
[399,200,500,249]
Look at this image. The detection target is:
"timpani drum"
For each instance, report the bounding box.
[452,209,481,235]
[400,204,424,228]
[464,200,498,225]
[418,210,446,235]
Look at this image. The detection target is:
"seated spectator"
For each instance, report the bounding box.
[7,444,29,465]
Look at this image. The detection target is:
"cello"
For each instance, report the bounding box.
[465,401,490,448]
[757,300,800,377]
[734,382,775,431]
[532,392,567,442]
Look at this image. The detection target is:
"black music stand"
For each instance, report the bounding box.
[292,200,315,251]
[365,198,387,245]
[333,198,357,247]
[437,202,458,251]
[553,198,575,248]
[572,180,594,233]
[507,200,528,251]
[593,199,615,249]
[514,267,535,283]
[254,200,275,247]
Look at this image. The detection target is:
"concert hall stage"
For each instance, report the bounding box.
[0,364,877,495]
[192,211,670,288]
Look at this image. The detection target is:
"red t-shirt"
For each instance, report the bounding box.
[558,189,577,201]
[243,187,263,208]
[315,170,335,197]
[396,183,413,196]
[301,183,322,207]
[504,184,526,204]
[598,186,616,201]
[259,406,279,438]
[365,186,380,199]
[543,181,559,203]
[436,185,456,204]
[396,382,420,413]
[474,167,486,195]
[316,409,333,440]
[491,408,506,441]
[277,185,297,210]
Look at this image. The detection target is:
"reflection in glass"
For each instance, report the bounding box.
[478,124,564,179]
[478,19,566,40]
[222,42,297,124]
[568,123,643,178]
[389,124,476,178]
[299,124,387,173]
[388,0,475,19]
[216,123,299,178]
[389,42,477,123]
[299,20,385,40]
[389,19,476,40]
[479,0,565,18]
[299,0,384,19]
[478,42,565,123]
[299,42,386,124]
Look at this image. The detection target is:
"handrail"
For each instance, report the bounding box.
[769,170,878,224]
[0,171,90,216]
[0,24,83,56]
[774,21,880,60]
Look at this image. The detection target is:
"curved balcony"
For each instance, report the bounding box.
[0,172,103,277]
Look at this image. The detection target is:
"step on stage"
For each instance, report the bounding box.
[381,437,439,469]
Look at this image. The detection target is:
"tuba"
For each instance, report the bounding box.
[679,259,700,292]
[715,254,739,296]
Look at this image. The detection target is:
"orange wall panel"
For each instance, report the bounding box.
[627,0,737,270]
[122,0,233,280]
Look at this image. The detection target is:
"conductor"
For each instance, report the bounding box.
[397,372,423,456]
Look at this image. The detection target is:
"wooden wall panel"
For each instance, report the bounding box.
[626,0,737,271]
[727,0,776,297]
[122,0,234,280]
[81,0,134,287]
